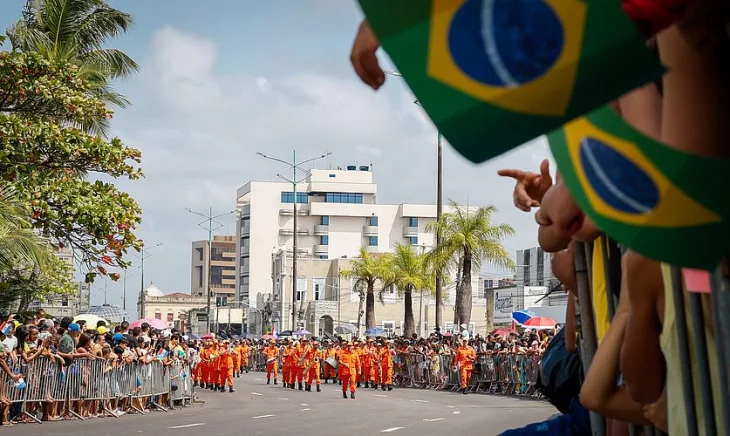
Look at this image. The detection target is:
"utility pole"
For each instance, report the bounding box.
[257,150,331,330]
[135,242,162,320]
[186,208,235,334]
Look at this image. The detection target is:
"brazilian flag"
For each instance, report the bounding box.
[548,106,730,269]
[358,0,664,163]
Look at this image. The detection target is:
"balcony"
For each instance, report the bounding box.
[240,225,250,236]
[366,245,379,253]
[279,207,309,216]
[279,228,310,236]
[362,225,378,237]
[313,245,329,255]
[240,204,250,217]
[240,264,249,274]
[313,224,329,236]
[403,226,418,238]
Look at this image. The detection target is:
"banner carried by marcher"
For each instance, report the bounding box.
[358,0,664,163]
[548,106,730,269]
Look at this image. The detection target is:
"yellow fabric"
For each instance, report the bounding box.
[659,263,724,436]
[591,238,611,343]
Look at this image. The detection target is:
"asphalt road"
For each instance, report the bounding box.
[4,375,556,436]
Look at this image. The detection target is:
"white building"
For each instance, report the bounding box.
[235,167,440,308]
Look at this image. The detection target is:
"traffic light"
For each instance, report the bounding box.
[222,296,228,307]
[215,296,221,307]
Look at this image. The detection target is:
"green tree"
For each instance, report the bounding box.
[340,247,389,330]
[382,244,433,338]
[0,186,51,273]
[0,254,76,312]
[427,201,515,326]
[0,51,142,281]
[8,0,138,134]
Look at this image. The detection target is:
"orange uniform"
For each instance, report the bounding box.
[360,345,373,386]
[240,344,250,373]
[338,346,360,397]
[265,345,279,383]
[220,346,235,391]
[380,346,394,388]
[291,344,308,388]
[323,347,336,382]
[454,345,476,390]
[282,345,294,387]
[304,346,322,391]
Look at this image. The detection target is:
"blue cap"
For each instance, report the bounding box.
[113,333,124,343]
[68,323,81,332]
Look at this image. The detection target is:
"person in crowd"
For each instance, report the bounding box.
[337,340,359,399]
[264,339,279,385]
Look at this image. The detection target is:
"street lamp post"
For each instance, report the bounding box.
[135,242,162,320]
[257,151,331,331]
[186,207,235,334]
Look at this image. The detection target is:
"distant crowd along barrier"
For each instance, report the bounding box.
[0,357,194,424]
[249,350,542,399]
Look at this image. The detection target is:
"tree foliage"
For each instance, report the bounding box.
[0,254,76,313]
[426,201,515,326]
[339,247,390,330]
[0,50,142,281]
[382,244,433,338]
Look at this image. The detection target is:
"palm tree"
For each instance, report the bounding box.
[339,247,389,330]
[427,201,515,326]
[382,244,433,338]
[0,186,52,273]
[8,0,138,133]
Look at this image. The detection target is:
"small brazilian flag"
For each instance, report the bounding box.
[548,106,730,269]
[358,0,664,163]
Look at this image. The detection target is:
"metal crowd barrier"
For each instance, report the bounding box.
[0,356,194,424]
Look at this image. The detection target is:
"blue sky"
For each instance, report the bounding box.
[0,1,549,318]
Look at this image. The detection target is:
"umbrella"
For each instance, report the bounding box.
[490,327,517,337]
[364,327,386,337]
[73,314,107,328]
[129,318,167,330]
[201,333,215,340]
[261,334,277,340]
[295,329,311,336]
[334,323,357,335]
[512,309,537,325]
[278,330,293,337]
[522,317,557,329]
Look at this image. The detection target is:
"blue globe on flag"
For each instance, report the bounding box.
[448,0,564,87]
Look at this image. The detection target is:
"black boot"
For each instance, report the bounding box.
[324,379,328,384]
[364,381,369,388]
[267,378,271,385]
[387,385,392,391]
[338,380,342,386]
[342,391,348,399]
[316,385,321,392]
[229,387,235,393]
[381,384,386,391]
[357,382,361,388]
[298,383,303,391]
[201,382,206,389]
[290,383,295,390]
[350,392,355,399]
[463,389,468,395]
[193,381,198,388]
[305,384,310,392]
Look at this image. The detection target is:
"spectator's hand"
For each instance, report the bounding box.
[351,20,385,90]
[643,391,669,433]
[498,159,553,211]
[12,373,21,382]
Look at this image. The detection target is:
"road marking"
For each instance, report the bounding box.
[452,411,461,415]
[300,408,311,412]
[251,414,275,419]
[380,427,404,433]
[423,418,444,422]
[278,398,289,401]
[446,405,455,409]
[413,399,430,403]
[168,423,206,429]
[372,394,388,398]
[253,378,262,381]
[301,403,308,406]
[251,392,263,396]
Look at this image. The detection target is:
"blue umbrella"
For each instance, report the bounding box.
[365,327,386,337]
[512,309,537,325]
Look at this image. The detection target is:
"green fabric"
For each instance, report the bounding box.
[358,0,663,163]
[548,106,730,269]
[59,334,75,354]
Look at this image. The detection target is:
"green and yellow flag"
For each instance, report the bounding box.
[548,106,730,269]
[359,0,664,163]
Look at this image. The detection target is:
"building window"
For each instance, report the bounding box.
[328,173,336,178]
[241,217,250,228]
[325,192,362,204]
[167,313,174,322]
[321,216,329,225]
[318,255,328,260]
[368,236,378,247]
[296,278,307,301]
[382,321,395,336]
[241,257,249,266]
[197,266,203,287]
[408,217,418,227]
[241,276,249,285]
[369,216,378,226]
[408,236,418,245]
[241,237,249,247]
[281,192,308,204]
[61,298,69,307]
[320,235,329,245]
[196,247,204,261]
[155,313,162,320]
[313,278,325,301]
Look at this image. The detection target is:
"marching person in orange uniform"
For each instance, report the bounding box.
[196,342,209,388]
[380,340,394,391]
[372,341,383,389]
[282,339,294,388]
[323,342,337,383]
[337,340,359,399]
[264,339,279,385]
[294,338,310,390]
[353,340,363,388]
[239,340,250,374]
[304,340,323,392]
[233,341,242,378]
[287,340,300,389]
[209,342,221,391]
[360,339,373,388]
[220,341,236,392]
[453,339,476,394]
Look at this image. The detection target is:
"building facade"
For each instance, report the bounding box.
[253,254,488,338]
[191,235,237,299]
[30,281,91,318]
[137,283,208,334]
[236,167,451,309]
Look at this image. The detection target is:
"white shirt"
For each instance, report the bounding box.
[460,329,470,341]
[2,336,18,353]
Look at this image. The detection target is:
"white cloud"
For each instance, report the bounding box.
[106,26,552,316]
